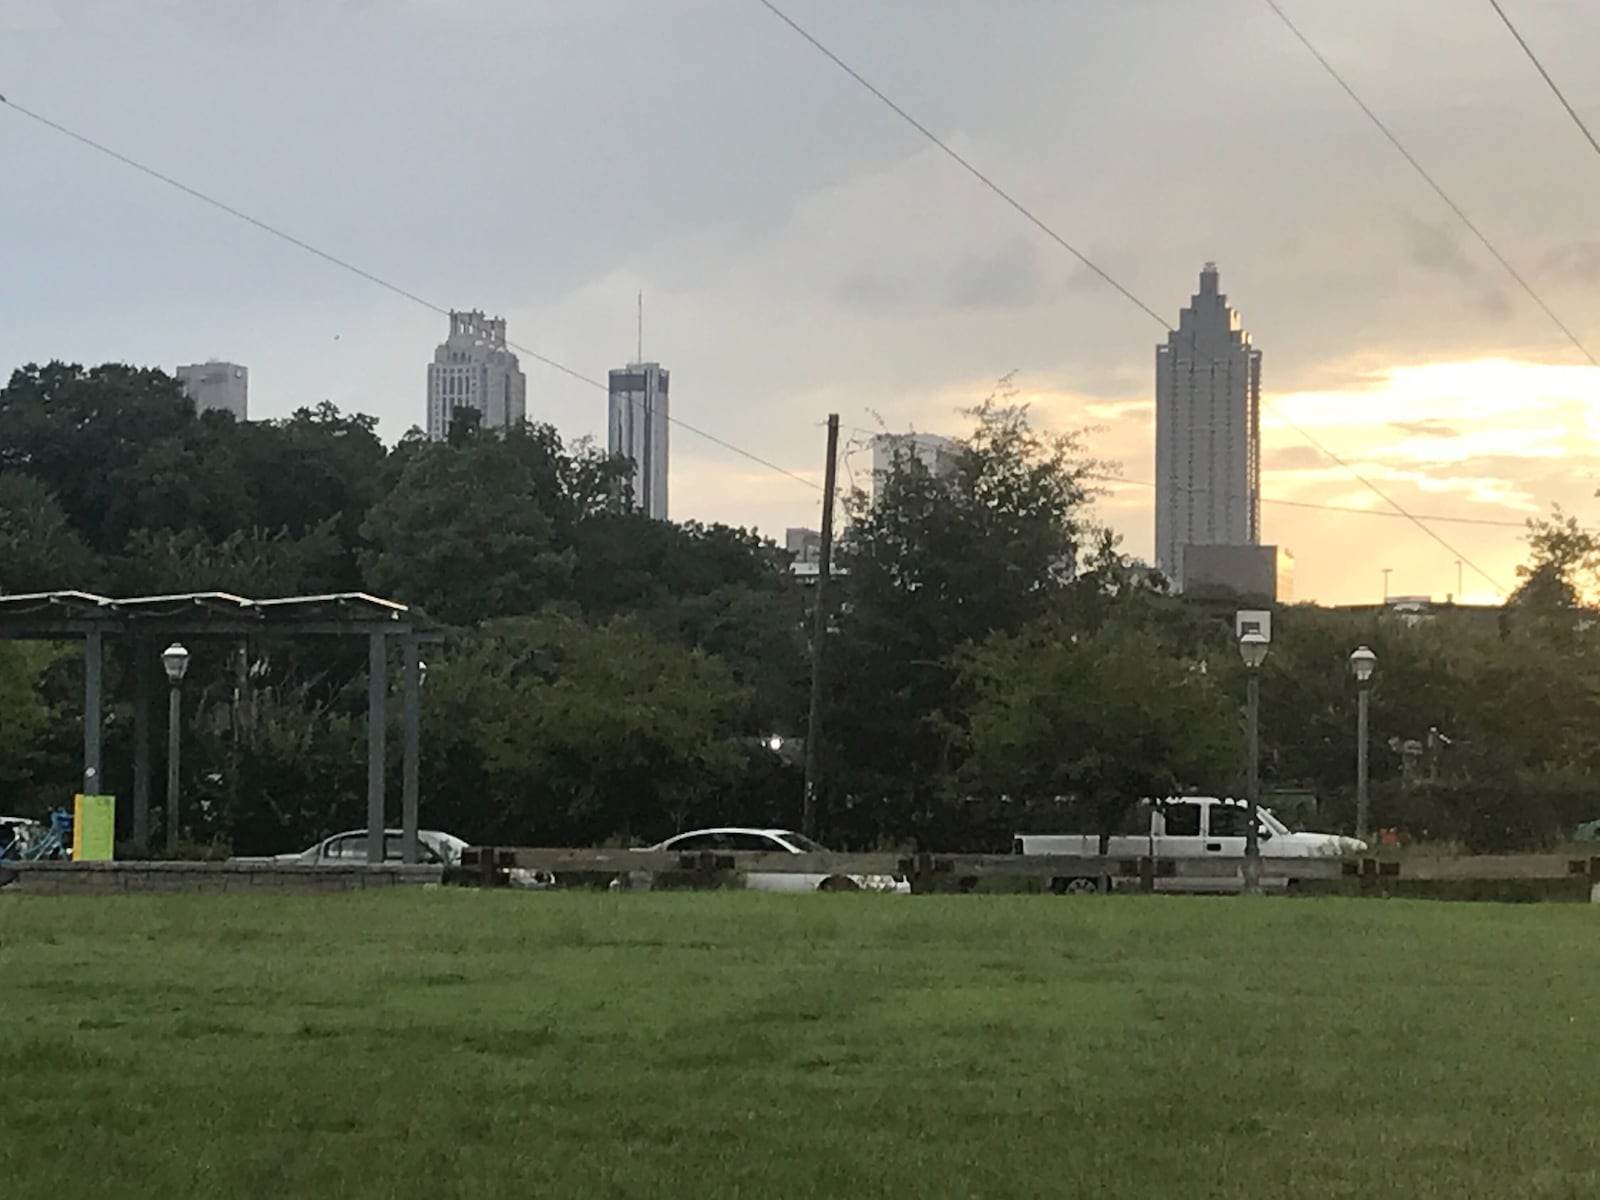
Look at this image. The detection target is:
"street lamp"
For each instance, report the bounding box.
[1238,631,1269,894]
[161,643,190,856]
[1349,645,1377,842]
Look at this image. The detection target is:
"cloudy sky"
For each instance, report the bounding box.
[3,0,1599,604]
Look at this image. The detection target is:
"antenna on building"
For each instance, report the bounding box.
[637,290,643,364]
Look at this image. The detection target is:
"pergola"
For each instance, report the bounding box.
[0,590,439,864]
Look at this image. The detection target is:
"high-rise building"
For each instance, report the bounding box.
[175,361,248,420]
[426,310,526,440]
[870,432,961,497]
[609,362,669,519]
[1155,263,1261,580]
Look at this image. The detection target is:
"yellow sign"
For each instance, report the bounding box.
[72,794,116,862]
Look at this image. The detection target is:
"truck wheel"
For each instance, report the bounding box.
[1051,876,1099,895]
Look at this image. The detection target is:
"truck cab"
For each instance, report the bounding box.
[1013,796,1364,894]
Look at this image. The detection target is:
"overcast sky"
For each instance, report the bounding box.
[4,0,1600,603]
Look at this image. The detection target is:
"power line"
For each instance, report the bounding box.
[750,0,1169,328]
[0,94,822,495]
[1094,474,1547,531]
[755,2,1510,593]
[846,425,1538,534]
[1486,0,1600,163]
[1260,0,1600,368]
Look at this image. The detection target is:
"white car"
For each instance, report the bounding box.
[233,828,555,889]
[616,827,909,894]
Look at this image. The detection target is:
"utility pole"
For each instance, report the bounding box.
[802,414,840,840]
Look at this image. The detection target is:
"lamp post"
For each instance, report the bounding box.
[161,643,190,856]
[1350,645,1377,842]
[1238,631,1269,895]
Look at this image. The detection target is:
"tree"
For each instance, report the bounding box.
[419,612,750,844]
[822,395,1099,846]
[957,614,1241,851]
[112,522,343,598]
[1512,505,1600,612]
[0,362,197,553]
[0,473,101,592]
[360,424,624,624]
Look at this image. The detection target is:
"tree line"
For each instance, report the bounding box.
[0,361,1594,854]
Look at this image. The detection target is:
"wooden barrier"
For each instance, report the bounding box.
[459,847,1600,900]
[459,847,1351,893]
[0,860,444,895]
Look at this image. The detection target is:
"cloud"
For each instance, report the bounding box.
[1389,419,1461,438]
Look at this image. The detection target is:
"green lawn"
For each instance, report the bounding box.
[2,891,1597,1199]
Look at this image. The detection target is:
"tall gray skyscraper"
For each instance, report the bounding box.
[175,361,248,420]
[609,362,669,519]
[426,310,526,440]
[1154,263,1261,580]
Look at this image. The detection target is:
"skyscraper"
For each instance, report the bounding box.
[425,310,526,439]
[608,362,669,519]
[1154,263,1261,580]
[870,432,961,498]
[175,361,248,420]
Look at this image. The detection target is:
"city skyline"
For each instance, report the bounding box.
[5,1,1599,605]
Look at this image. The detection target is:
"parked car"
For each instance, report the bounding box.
[1015,796,1366,894]
[613,827,909,893]
[232,829,556,889]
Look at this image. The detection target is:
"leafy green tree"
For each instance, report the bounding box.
[360,424,624,624]
[0,362,197,553]
[0,643,74,810]
[0,473,102,592]
[823,397,1098,845]
[113,522,343,598]
[957,614,1241,850]
[420,612,749,843]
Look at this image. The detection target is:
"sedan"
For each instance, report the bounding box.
[235,829,555,889]
[617,827,909,893]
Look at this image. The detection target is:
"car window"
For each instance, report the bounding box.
[728,832,785,852]
[1162,803,1201,837]
[322,834,363,860]
[667,833,720,852]
[776,831,827,852]
[383,834,445,863]
[1208,807,1252,838]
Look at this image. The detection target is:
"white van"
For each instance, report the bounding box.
[1013,796,1365,894]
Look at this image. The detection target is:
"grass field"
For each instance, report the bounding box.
[2,892,1598,1199]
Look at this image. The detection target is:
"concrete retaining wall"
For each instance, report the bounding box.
[2,860,444,895]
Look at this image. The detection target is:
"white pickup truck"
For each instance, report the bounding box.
[1014,796,1365,894]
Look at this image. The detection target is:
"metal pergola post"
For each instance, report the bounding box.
[82,629,103,797]
[133,644,152,855]
[366,633,387,865]
[401,636,421,865]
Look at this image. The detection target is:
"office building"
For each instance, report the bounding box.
[1178,544,1294,603]
[609,361,669,519]
[786,527,822,566]
[175,361,248,420]
[426,310,527,439]
[870,432,961,497]
[1155,263,1262,581]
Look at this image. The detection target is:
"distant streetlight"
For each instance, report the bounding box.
[1350,645,1377,841]
[766,734,785,754]
[161,643,191,856]
[1238,631,1269,895]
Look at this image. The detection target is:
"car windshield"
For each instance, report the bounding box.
[776,831,828,852]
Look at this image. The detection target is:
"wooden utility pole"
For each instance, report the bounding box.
[802,414,840,840]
